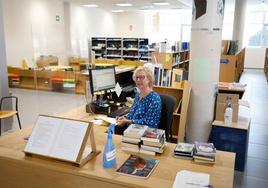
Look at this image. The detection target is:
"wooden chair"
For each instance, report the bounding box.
[0,96,22,136]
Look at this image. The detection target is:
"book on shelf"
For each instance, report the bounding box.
[116,155,159,179]
[123,124,148,139]
[174,142,194,155]
[175,99,183,114]
[194,142,216,158]
[141,128,165,143]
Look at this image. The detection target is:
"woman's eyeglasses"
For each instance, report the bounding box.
[133,75,146,81]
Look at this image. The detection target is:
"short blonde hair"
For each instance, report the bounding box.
[133,66,154,89]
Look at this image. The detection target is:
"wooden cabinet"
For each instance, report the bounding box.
[19,69,36,89]
[36,70,52,91]
[153,81,191,142]
[219,48,245,83]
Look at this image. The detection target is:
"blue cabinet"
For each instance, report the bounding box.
[210,125,249,171]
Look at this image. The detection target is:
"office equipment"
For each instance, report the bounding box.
[107,106,130,118]
[89,66,116,95]
[24,115,100,167]
[0,96,22,136]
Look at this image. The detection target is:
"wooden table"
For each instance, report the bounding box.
[0,106,235,188]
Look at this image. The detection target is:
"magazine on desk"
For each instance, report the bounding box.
[116,155,159,179]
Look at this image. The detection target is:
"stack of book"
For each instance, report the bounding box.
[174,142,194,159]
[193,142,216,164]
[140,128,166,156]
[122,124,148,153]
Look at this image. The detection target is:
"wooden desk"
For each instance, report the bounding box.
[210,105,250,171]
[0,106,235,188]
[219,82,246,99]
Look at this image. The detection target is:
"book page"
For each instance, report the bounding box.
[24,116,62,156]
[50,119,89,162]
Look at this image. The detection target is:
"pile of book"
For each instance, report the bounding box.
[121,124,166,156]
[140,128,166,155]
[173,142,194,159]
[193,142,216,164]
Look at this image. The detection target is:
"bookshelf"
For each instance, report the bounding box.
[219,48,245,83]
[91,37,106,58]
[90,37,152,62]
[264,48,268,81]
[153,81,191,142]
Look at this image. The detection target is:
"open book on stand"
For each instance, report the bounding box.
[24,115,100,166]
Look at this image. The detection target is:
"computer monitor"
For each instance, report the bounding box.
[89,66,116,95]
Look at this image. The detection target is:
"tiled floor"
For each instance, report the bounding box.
[234,69,268,188]
[5,69,268,187]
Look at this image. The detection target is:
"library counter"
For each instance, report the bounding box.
[0,106,235,188]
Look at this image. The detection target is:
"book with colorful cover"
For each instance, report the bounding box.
[141,128,165,142]
[174,142,194,155]
[116,155,159,179]
[123,124,148,139]
[194,142,216,158]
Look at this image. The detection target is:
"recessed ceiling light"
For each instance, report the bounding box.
[116,3,133,7]
[112,10,125,13]
[153,2,170,6]
[83,4,99,8]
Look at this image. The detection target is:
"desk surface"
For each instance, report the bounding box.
[213,105,250,130]
[0,106,235,188]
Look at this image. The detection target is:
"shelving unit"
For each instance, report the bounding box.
[219,48,245,83]
[90,37,152,62]
[106,38,122,59]
[91,37,106,58]
[153,81,191,142]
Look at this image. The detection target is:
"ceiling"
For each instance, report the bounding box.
[64,0,266,12]
[64,0,193,11]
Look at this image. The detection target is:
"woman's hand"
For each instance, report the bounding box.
[116,116,131,127]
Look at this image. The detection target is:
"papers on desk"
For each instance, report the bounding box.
[173,170,210,188]
[95,116,116,125]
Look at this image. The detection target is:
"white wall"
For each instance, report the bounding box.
[244,47,266,69]
[117,11,145,38]
[69,4,119,57]
[3,0,65,67]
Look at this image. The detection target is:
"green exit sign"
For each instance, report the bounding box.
[56,15,60,21]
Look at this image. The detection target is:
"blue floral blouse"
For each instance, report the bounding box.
[127,91,162,128]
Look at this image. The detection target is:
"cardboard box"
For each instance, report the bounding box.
[215,93,239,122]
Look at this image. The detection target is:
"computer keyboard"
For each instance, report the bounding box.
[108,106,130,118]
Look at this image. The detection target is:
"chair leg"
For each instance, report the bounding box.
[0,119,1,136]
[16,113,22,130]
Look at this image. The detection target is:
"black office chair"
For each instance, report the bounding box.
[158,94,176,142]
[0,96,22,136]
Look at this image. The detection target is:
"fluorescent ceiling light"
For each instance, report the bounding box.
[83,4,99,8]
[112,10,125,13]
[116,3,133,7]
[153,2,170,6]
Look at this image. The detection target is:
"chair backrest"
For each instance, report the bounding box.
[158,94,176,142]
[0,96,18,111]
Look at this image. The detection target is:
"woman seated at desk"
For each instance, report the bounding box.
[115,66,162,134]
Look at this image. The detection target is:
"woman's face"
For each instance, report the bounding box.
[133,71,149,91]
